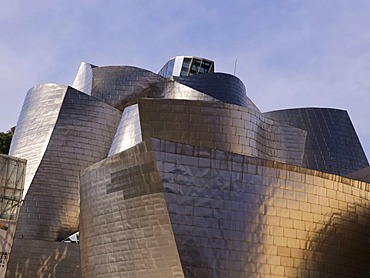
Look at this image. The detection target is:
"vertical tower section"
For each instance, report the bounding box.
[10,85,122,241]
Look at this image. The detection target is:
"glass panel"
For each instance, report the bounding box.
[180,58,192,76]
[158,59,175,78]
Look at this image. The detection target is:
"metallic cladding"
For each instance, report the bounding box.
[72,62,96,95]
[79,140,183,277]
[91,66,165,110]
[11,87,122,242]
[9,84,67,198]
[8,56,370,277]
[108,104,142,156]
[173,73,252,108]
[138,98,307,166]
[263,108,369,175]
[80,138,370,277]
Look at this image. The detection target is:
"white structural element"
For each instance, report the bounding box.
[158,56,214,78]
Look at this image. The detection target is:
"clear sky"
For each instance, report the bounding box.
[1,0,369,159]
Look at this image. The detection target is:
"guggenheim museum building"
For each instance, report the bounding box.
[1,56,370,277]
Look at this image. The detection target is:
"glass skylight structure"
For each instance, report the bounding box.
[158,56,214,78]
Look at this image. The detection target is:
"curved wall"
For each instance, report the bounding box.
[108,104,142,156]
[72,62,96,95]
[13,87,122,241]
[80,141,183,278]
[9,84,67,198]
[263,108,369,175]
[174,73,252,108]
[138,98,307,166]
[91,66,165,110]
[80,138,370,277]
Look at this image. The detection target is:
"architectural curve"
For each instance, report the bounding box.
[263,107,369,175]
[7,55,370,277]
[9,83,67,198]
[80,138,370,278]
[174,73,253,109]
[72,62,96,95]
[91,66,165,110]
[11,86,122,241]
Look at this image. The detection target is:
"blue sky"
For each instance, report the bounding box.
[1,0,370,158]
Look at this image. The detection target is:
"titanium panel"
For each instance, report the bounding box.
[72,62,96,95]
[12,87,122,241]
[264,108,369,175]
[6,238,80,277]
[153,139,370,277]
[108,104,142,156]
[9,84,67,198]
[346,165,370,183]
[80,140,184,278]
[138,98,306,166]
[91,66,165,110]
[161,80,219,102]
[80,138,370,277]
[174,73,251,108]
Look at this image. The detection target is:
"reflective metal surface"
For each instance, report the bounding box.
[264,108,369,175]
[108,104,142,156]
[8,56,370,277]
[72,62,96,95]
[174,72,250,108]
[12,86,121,241]
[138,98,307,166]
[91,66,165,110]
[9,84,67,198]
[7,86,121,276]
[80,138,370,277]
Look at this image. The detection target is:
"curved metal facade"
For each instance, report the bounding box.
[80,138,370,278]
[138,98,306,166]
[174,73,250,108]
[91,66,165,110]
[263,108,369,175]
[72,62,96,95]
[9,84,67,198]
[7,56,370,277]
[10,86,121,242]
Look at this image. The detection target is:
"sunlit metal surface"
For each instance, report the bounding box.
[9,84,67,198]
[72,62,96,95]
[138,98,307,166]
[11,86,121,242]
[80,138,370,277]
[108,104,142,156]
[7,56,370,277]
[91,66,165,110]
